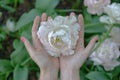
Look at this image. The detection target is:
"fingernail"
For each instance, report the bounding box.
[20,36,25,42]
[36,16,39,20]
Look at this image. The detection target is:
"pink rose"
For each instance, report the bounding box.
[84,0,111,15]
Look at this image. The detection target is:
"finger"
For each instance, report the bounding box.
[21,37,35,56]
[70,12,75,16]
[32,16,42,48]
[85,36,99,55]
[41,13,47,22]
[76,14,84,50]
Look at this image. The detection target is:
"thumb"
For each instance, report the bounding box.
[20,36,34,55]
[85,36,98,56]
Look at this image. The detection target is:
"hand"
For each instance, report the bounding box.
[21,13,59,80]
[60,13,98,80]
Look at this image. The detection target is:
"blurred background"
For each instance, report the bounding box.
[0,0,120,80]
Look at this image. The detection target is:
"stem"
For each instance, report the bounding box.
[84,66,90,72]
[21,57,31,66]
[90,64,95,71]
[55,9,81,12]
[93,25,114,52]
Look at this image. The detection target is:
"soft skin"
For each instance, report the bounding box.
[21,13,59,80]
[21,13,98,80]
[60,13,98,80]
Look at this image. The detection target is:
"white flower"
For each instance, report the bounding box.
[84,0,110,15]
[100,15,115,24]
[37,15,80,57]
[106,26,120,46]
[100,3,120,24]
[90,39,120,71]
[6,19,15,32]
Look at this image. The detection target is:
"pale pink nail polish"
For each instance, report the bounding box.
[20,37,25,42]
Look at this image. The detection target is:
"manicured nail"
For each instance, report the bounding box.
[20,36,25,42]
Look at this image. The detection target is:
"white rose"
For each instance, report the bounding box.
[100,3,120,24]
[90,39,120,71]
[84,0,110,15]
[37,15,80,57]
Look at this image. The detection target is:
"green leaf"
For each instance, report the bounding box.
[86,71,110,80]
[10,48,29,66]
[13,39,23,49]
[85,23,106,33]
[111,65,120,77]
[0,74,7,80]
[0,44,2,49]
[15,9,41,30]
[35,0,59,10]
[80,71,88,80]
[0,60,13,72]
[0,34,6,41]
[14,65,28,80]
[0,12,2,17]
[11,39,29,66]
[0,4,15,13]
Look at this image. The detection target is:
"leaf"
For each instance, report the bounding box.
[15,9,40,30]
[86,71,110,80]
[0,74,7,80]
[0,4,15,13]
[13,39,23,49]
[0,60,13,72]
[80,71,88,80]
[35,0,59,10]
[11,39,29,66]
[85,23,106,33]
[14,65,28,80]
[111,65,120,77]
[10,48,29,66]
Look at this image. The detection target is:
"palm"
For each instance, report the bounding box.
[60,13,98,69]
[22,13,59,70]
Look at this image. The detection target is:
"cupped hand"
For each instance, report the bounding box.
[60,13,98,70]
[21,13,59,72]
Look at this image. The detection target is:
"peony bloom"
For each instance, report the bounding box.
[90,39,120,71]
[100,3,120,24]
[84,0,110,15]
[106,26,120,46]
[37,15,80,57]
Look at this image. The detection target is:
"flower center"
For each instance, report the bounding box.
[48,27,69,50]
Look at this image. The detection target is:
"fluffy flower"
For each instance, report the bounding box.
[90,39,120,71]
[100,3,120,24]
[37,15,80,57]
[84,0,110,15]
[106,26,120,46]
[100,15,115,24]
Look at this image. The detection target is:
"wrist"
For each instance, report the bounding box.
[60,67,80,80]
[40,67,58,80]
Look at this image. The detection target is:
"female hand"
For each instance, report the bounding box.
[60,13,98,80]
[21,13,59,80]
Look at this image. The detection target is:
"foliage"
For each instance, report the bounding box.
[0,0,23,13]
[0,0,120,80]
